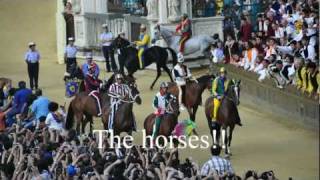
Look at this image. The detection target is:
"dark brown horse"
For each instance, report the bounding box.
[143,96,180,140]
[167,75,214,121]
[204,79,242,156]
[101,79,142,135]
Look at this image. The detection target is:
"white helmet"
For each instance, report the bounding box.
[177,53,184,63]
[140,24,146,29]
[68,37,74,41]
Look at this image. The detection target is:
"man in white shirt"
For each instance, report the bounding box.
[301,37,316,62]
[100,24,117,72]
[45,102,65,131]
[172,54,192,111]
[64,37,77,73]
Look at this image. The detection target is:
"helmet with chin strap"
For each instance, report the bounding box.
[160,82,168,89]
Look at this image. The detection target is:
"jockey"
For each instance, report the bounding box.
[82,53,100,78]
[85,65,102,116]
[176,13,192,56]
[211,67,230,123]
[152,82,175,139]
[173,54,192,111]
[108,73,131,130]
[134,24,150,69]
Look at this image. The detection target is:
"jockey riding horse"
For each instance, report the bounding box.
[176,13,192,57]
[134,24,151,69]
[84,64,102,116]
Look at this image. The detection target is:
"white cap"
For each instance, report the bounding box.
[177,53,184,63]
[140,24,146,29]
[68,37,74,41]
[86,53,93,59]
[102,24,108,28]
[28,42,36,46]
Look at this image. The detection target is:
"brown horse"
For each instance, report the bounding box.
[204,79,242,156]
[101,79,142,135]
[167,74,214,121]
[143,96,180,141]
[65,75,139,135]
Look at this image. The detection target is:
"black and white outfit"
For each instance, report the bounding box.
[100,31,117,72]
[108,83,131,129]
[64,44,78,73]
[24,50,40,90]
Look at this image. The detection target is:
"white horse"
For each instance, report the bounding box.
[153,25,214,56]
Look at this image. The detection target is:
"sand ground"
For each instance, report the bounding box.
[0,0,318,179]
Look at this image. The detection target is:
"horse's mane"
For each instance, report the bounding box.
[196,74,215,84]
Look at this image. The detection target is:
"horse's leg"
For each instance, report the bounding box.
[163,65,173,82]
[221,127,226,149]
[150,65,162,90]
[227,125,234,155]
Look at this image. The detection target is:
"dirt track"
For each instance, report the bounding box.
[0,0,318,179]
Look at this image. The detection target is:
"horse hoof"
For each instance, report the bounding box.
[150,86,153,90]
[224,154,230,159]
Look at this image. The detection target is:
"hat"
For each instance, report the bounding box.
[68,37,74,41]
[66,165,78,177]
[102,24,108,28]
[28,42,36,46]
[115,73,123,79]
[160,82,168,88]
[220,67,226,73]
[177,53,184,63]
[140,24,146,29]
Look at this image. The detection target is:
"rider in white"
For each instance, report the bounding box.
[108,73,131,130]
[172,54,192,111]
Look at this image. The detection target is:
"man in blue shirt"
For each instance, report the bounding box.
[28,89,50,128]
[6,81,32,127]
[25,42,41,90]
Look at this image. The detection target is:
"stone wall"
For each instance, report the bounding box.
[211,64,319,130]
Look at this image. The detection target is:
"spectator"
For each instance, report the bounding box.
[201,145,234,177]
[45,102,65,132]
[29,89,50,129]
[6,81,32,127]
[210,43,224,63]
[239,17,252,42]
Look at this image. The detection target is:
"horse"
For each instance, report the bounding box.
[167,74,214,121]
[111,35,178,89]
[101,78,142,136]
[143,96,180,142]
[204,79,242,156]
[153,25,214,56]
[65,75,140,135]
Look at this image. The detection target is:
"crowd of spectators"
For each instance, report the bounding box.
[0,82,283,179]
[212,0,319,99]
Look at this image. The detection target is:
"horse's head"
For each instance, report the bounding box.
[196,74,216,92]
[153,25,174,44]
[167,95,180,116]
[112,35,130,50]
[227,79,241,106]
[125,75,142,105]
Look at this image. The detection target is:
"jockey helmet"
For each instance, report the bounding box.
[140,24,147,29]
[182,13,188,19]
[160,82,168,89]
[115,73,123,80]
[102,24,108,28]
[177,53,184,63]
[220,67,226,73]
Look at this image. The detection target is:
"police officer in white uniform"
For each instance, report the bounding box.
[64,37,77,73]
[25,42,41,90]
[100,24,117,72]
[172,54,192,111]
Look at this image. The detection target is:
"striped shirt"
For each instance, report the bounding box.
[25,50,40,63]
[200,156,234,176]
[108,83,130,101]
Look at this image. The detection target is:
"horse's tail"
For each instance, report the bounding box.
[166,47,177,66]
[65,100,75,129]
